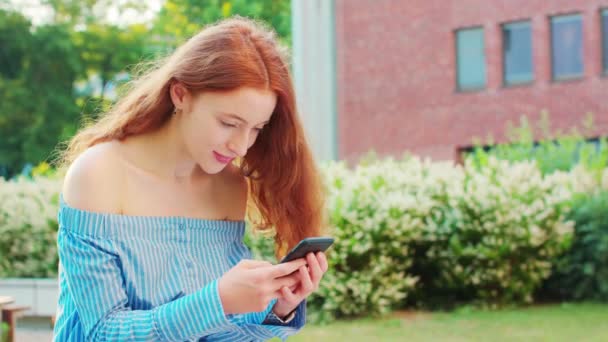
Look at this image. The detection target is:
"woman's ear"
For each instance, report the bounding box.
[169,82,191,112]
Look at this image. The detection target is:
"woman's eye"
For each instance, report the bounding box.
[221,121,237,128]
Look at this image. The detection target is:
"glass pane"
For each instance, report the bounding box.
[551,14,583,79]
[457,28,486,89]
[603,10,608,72]
[503,21,533,85]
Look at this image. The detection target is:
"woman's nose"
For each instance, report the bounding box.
[228,131,249,157]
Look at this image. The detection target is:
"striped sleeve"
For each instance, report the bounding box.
[229,299,307,341]
[57,227,233,341]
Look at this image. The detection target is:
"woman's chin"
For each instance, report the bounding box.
[198,161,229,175]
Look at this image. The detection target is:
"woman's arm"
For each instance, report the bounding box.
[56,228,235,341]
[223,299,306,341]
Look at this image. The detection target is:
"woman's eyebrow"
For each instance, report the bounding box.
[221,112,269,125]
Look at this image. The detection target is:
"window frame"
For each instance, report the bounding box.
[455,26,487,92]
[549,13,585,81]
[602,9,608,74]
[501,20,534,87]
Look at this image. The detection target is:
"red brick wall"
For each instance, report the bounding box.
[335,0,608,161]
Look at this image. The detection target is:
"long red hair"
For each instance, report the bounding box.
[60,17,326,257]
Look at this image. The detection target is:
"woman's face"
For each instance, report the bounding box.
[178,86,277,174]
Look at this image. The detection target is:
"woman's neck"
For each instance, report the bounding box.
[122,116,207,184]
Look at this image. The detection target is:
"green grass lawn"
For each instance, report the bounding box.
[276,303,608,342]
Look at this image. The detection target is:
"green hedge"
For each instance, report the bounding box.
[464,114,608,304]
[0,175,61,277]
[410,158,574,309]
[247,156,585,321]
[1,322,8,342]
[1,156,604,323]
[466,112,608,175]
[541,191,608,302]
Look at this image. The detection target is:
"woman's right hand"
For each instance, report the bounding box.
[218,259,306,314]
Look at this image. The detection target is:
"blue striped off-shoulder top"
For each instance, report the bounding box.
[52,196,306,341]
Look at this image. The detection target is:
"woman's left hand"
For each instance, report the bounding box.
[272,251,328,318]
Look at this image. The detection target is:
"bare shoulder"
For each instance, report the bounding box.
[62,140,126,213]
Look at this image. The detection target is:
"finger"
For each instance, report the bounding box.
[240,259,273,269]
[274,284,298,298]
[317,252,329,273]
[280,285,299,303]
[307,253,323,284]
[275,272,300,289]
[269,259,307,278]
[298,265,314,294]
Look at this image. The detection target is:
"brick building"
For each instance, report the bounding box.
[292,0,608,161]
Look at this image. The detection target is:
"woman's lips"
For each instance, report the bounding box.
[213,151,234,164]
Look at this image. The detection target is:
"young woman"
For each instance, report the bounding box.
[53,17,328,341]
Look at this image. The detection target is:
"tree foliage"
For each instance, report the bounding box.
[0,0,291,178]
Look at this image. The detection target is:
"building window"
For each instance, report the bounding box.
[602,9,608,73]
[503,21,533,85]
[550,14,584,80]
[456,27,486,90]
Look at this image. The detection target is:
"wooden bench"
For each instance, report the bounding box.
[2,305,31,342]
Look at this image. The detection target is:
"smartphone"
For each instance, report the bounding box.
[280,237,335,263]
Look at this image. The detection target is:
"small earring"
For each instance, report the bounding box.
[173,108,181,115]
